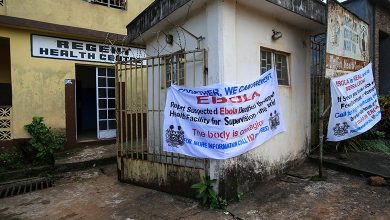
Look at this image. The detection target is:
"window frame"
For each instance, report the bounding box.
[260,47,290,86]
[162,52,186,89]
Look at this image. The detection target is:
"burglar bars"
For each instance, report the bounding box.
[310,34,327,149]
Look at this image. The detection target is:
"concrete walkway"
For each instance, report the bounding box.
[0,162,389,220]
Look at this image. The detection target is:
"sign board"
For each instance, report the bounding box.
[326,0,369,78]
[31,35,145,63]
[163,68,286,159]
[327,63,381,141]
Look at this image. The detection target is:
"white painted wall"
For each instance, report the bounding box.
[215,1,312,182]
[144,0,312,186]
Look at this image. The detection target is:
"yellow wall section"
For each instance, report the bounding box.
[0,27,115,138]
[1,0,153,35]
[0,0,153,139]
[0,1,5,18]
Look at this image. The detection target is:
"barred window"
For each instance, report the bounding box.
[164,53,185,88]
[85,0,127,10]
[260,48,290,85]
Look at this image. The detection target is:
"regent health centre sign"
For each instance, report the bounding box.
[163,68,286,159]
[327,63,381,141]
[31,35,146,63]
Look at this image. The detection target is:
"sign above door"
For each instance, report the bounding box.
[31,34,146,64]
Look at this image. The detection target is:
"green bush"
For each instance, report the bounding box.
[0,150,24,172]
[24,116,65,165]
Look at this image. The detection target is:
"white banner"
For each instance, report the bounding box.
[163,68,286,159]
[327,63,381,141]
[31,35,145,63]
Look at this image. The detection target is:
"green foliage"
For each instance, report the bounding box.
[24,116,65,165]
[236,190,244,201]
[359,139,390,155]
[376,95,390,138]
[0,150,24,172]
[191,176,227,209]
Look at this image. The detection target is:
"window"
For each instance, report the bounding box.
[164,53,185,88]
[86,0,127,9]
[260,48,289,85]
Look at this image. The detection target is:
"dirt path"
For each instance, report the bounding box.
[0,162,389,220]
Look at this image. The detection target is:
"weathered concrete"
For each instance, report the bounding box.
[310,151,390,179]
[0,161,389,219]
[266,0,326,24]
[121,158,205,198]
[126,0,326,42]
[126,0,192,41]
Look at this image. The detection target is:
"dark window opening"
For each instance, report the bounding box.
[0,37,12,106]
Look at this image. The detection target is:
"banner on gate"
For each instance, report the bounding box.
[163,68,286,159]
[327,63,381,141]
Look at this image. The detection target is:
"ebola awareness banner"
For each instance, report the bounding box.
[327,63,381,141]
[163,68,286,159]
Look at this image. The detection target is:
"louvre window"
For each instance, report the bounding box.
[260,48,290,85]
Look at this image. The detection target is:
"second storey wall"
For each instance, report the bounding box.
[0,0,153,35]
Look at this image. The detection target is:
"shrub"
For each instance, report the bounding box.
[0,150,24,172]
[376,95,390,138]
[24,116,65,165]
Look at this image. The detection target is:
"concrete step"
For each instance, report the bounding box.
[309,151,390,180]
[55,144,117,173]
[0,144,117,183]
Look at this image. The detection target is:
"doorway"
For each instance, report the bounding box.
[0,37,12,106]
[76,65,97,141]
[75,65,116,141]
[0,37,12,141]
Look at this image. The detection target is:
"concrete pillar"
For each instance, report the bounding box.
[205,0,238,192]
